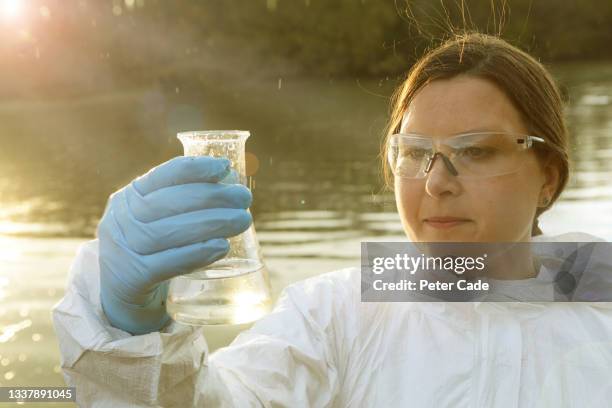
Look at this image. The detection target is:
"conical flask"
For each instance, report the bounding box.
[166,130,272,325]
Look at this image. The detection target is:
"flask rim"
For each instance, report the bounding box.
[177,130,250,142]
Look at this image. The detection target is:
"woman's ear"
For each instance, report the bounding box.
[539,157,561,207]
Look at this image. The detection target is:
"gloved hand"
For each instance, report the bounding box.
[97,156,253,335]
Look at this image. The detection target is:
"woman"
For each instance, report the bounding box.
[53,33,612,407]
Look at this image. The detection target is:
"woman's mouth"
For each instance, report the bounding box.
[423,217,471,229]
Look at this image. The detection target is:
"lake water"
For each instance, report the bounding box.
[0,62,611,405]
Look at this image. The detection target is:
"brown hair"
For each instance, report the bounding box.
[381,32,570,237]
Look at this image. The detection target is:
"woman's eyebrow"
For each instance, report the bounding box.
[450,128,507,135]
[401,128,512,137]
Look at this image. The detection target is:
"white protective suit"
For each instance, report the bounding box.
[53,232,612,407]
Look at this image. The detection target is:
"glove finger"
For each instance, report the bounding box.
[133,156,231,195]
[219,168,241,184]
[126,182,252,223]
[141,208,252,253]
[115,188,252,254]
[113,188,252,254]
[143,238,230,283]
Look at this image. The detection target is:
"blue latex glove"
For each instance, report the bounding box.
[97,156,252,335]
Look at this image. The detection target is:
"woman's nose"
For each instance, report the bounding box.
[424,154,462,199]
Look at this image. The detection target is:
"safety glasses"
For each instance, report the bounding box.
[387,132,547,179]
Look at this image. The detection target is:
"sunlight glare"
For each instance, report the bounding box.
[0,0,22,20]
[230,292,269,324]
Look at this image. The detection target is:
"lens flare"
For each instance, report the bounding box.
[0,0,22,20]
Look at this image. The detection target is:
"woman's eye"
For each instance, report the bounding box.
[457,146,495,159]
[402,148,429,160]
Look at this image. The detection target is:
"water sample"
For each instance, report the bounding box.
[166,130,273,325]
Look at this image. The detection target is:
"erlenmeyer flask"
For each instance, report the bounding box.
[166,130,272,325]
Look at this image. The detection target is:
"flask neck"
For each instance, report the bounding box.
[177,131,250,185]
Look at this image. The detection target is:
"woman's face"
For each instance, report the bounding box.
[395,76,559,243]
